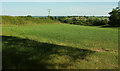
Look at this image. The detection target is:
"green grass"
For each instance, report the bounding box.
[2,24,118,69]
[2,16,61,25]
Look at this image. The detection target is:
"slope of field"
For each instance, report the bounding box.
[2,24,118,69]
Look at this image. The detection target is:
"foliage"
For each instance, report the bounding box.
[108,7,120,27]
[2,16,60,25]
[88,18,108,26]
[55,16,108,26]
[2,15,109,26]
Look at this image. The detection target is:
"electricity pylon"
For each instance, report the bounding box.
[48,9,50,18]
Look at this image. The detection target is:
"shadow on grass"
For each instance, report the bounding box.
[2,36,96,69]
[100,25,119,28]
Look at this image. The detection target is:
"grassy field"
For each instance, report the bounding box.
[2,24,118,69]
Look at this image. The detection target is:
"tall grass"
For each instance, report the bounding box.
[2,24,118,69]
[2,15,118,69]
[2,16,60,25]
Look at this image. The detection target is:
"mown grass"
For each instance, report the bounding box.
[2,24,118,69]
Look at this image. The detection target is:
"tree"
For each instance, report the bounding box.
[72,17,77,21]
[50,16,54,20]
[27,15,32,17]
[54,16,57,20]
[108,7,120,27]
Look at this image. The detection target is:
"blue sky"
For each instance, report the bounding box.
[2,2,118,16]
[1,0,119,2]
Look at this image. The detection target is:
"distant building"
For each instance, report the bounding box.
[119,1,120,8]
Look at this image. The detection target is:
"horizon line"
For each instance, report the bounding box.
[1,15,110,16]
[1,1,120,3]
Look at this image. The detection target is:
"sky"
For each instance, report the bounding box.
[1,0,119,2]
[2,2,118,16]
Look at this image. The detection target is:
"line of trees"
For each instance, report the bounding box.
[50,16,109,26]
[49,7,120,27]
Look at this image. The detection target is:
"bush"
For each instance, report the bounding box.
[86,18,108,26]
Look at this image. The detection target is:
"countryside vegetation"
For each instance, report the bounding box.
[1,7,119,69]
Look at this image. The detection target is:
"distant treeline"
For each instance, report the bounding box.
[49,16,109,26]
[2,15,60,25]
[49,7,120,27]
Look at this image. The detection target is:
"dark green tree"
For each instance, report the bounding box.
[108,7,120,27]
[27,15,32,17]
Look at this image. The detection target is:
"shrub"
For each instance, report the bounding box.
[2,16,60,25]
